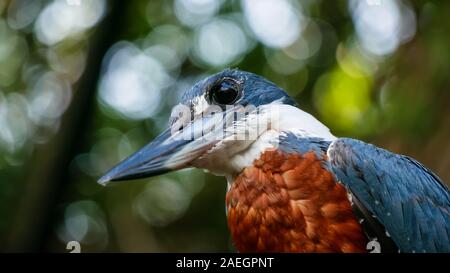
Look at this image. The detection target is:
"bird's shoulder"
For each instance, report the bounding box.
[327,137,450,252]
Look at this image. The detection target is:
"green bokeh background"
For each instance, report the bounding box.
[0,0,449,252]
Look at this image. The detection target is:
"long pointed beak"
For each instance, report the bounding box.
[98,113,230,186]
[98,129,186,185]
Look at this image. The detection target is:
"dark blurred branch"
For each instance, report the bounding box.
[5,0,126,252]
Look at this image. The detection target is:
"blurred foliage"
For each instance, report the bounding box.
[0,0,449,252]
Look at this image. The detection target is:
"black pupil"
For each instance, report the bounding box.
[212,80,238,105]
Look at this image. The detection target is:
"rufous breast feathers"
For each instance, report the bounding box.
[226,149,368,252]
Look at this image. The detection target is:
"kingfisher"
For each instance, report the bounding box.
[99,69,450,253]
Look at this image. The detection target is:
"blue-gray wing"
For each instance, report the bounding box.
[327,138,450,253]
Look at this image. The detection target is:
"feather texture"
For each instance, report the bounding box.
[327,138,450,253]
[226,147,368,252]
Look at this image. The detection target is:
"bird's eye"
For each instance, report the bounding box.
[209,78,241,105]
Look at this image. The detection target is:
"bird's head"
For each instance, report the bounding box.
[98,69,334,185]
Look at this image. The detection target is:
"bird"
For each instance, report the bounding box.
[98,69,450,253]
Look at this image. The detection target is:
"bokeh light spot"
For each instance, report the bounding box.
[349,0,416,56]
[193,18,249,67]
[57,200,108,249]
[174,0,223,27]
[133,178,191,227]
[242,0,304,48]
[99,42,170,120]
[314,67,373,133]
[34,0,106,45]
